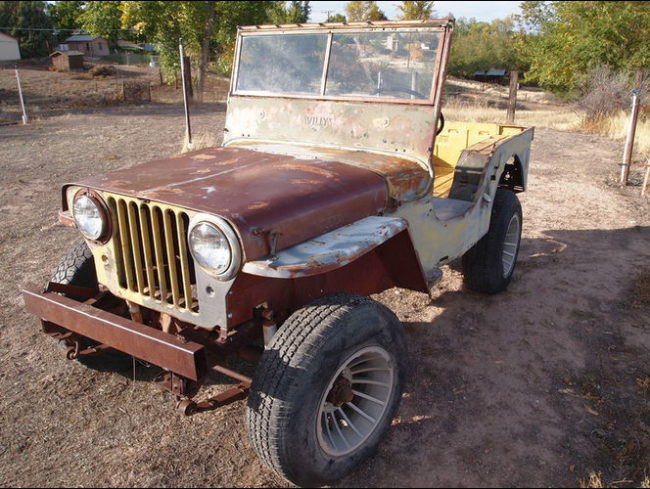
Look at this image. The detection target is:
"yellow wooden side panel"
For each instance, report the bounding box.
[433,122,525,198]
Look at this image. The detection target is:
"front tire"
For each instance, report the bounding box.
[50,242,131,371]
[246,293,407,487]
[462,189,522,294]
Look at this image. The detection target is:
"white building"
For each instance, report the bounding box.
[0,32,21,61]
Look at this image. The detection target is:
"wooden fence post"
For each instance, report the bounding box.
[179,39,192,148]
[182,56,193,100]
[506,70,519,124]
[15,68,28,125]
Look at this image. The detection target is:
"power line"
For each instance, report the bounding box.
[0,26,135,32]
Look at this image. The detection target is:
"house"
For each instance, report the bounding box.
[50,50,85,72]
[0,32,21,61]
[62,34,109,57]
[473,68,509,85]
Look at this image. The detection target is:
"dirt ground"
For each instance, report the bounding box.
[0,64,229,123]
[1,94,649,487]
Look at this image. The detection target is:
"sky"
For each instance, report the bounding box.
[309,1,523,23]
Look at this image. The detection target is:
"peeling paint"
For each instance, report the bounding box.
[243,216,408,278]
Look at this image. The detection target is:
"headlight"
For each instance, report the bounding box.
[73,192,107,241]
[189,221,233,275]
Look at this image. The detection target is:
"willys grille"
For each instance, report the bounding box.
[107,196,199,313]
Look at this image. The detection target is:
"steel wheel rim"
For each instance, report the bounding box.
[316,346,395,457]
[502,213,520,277]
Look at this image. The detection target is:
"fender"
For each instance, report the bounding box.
[242,216,428,290]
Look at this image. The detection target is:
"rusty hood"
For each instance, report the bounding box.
[66,146,390,261]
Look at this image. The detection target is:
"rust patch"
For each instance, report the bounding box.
[290,178,322,185]
[248,202,269,210]
[277,162,337,179]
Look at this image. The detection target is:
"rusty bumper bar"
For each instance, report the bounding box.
[22,287,208,381]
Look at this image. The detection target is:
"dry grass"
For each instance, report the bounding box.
[579,472,605,488]
[443,97,583,130]
[585,111,650,156]
[578,471,650,488]
[180,131,219,153]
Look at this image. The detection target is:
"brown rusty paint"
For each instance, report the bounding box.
[64,146,389,261]
[58,210,75,227]
[225,232,428,327]
[227,141,431,202]
[22,287,208,381]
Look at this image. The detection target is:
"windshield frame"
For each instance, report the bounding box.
[230,21,452,106]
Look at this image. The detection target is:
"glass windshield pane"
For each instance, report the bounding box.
[325,31,440,100]
[236,34,327,95]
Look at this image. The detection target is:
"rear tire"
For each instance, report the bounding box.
[462,189,522,294]
[51,242,132,371]
[246,293,407,487]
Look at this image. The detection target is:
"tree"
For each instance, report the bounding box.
[397,1,435,20]
[329,13,346,22]
[0,1,53,57]
[48,1,84,42]
[270,1,311,23]
[521,1,650,93]
[78,1,125,47]
[121,1,275,85]
[516,0,555,32]
[345,1,387,22]
[198,1,217,101]
[122,1,202,77]
[449,17,527,79]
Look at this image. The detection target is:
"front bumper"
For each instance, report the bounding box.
[22,287,208,381]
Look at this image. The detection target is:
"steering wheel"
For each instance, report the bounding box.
[436,111,445,135]
[370,86,427,99]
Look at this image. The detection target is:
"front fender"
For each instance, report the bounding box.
[242,216,428,292]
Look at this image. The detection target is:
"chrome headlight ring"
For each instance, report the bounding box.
[188,213,242,281]
[72,189,111,243]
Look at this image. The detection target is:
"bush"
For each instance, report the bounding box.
[578,66,630,122]
[89,65,116,77]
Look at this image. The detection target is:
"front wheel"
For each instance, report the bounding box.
[246,293,407,487]
[462,189,523,294]
[50,241,132,371]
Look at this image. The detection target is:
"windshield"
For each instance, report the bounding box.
[235,29,442,101]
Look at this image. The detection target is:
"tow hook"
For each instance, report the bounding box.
[66,341,81,360]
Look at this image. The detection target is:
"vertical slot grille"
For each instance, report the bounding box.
[108,196,198,313]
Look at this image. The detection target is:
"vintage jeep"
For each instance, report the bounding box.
[22,19,533,487]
